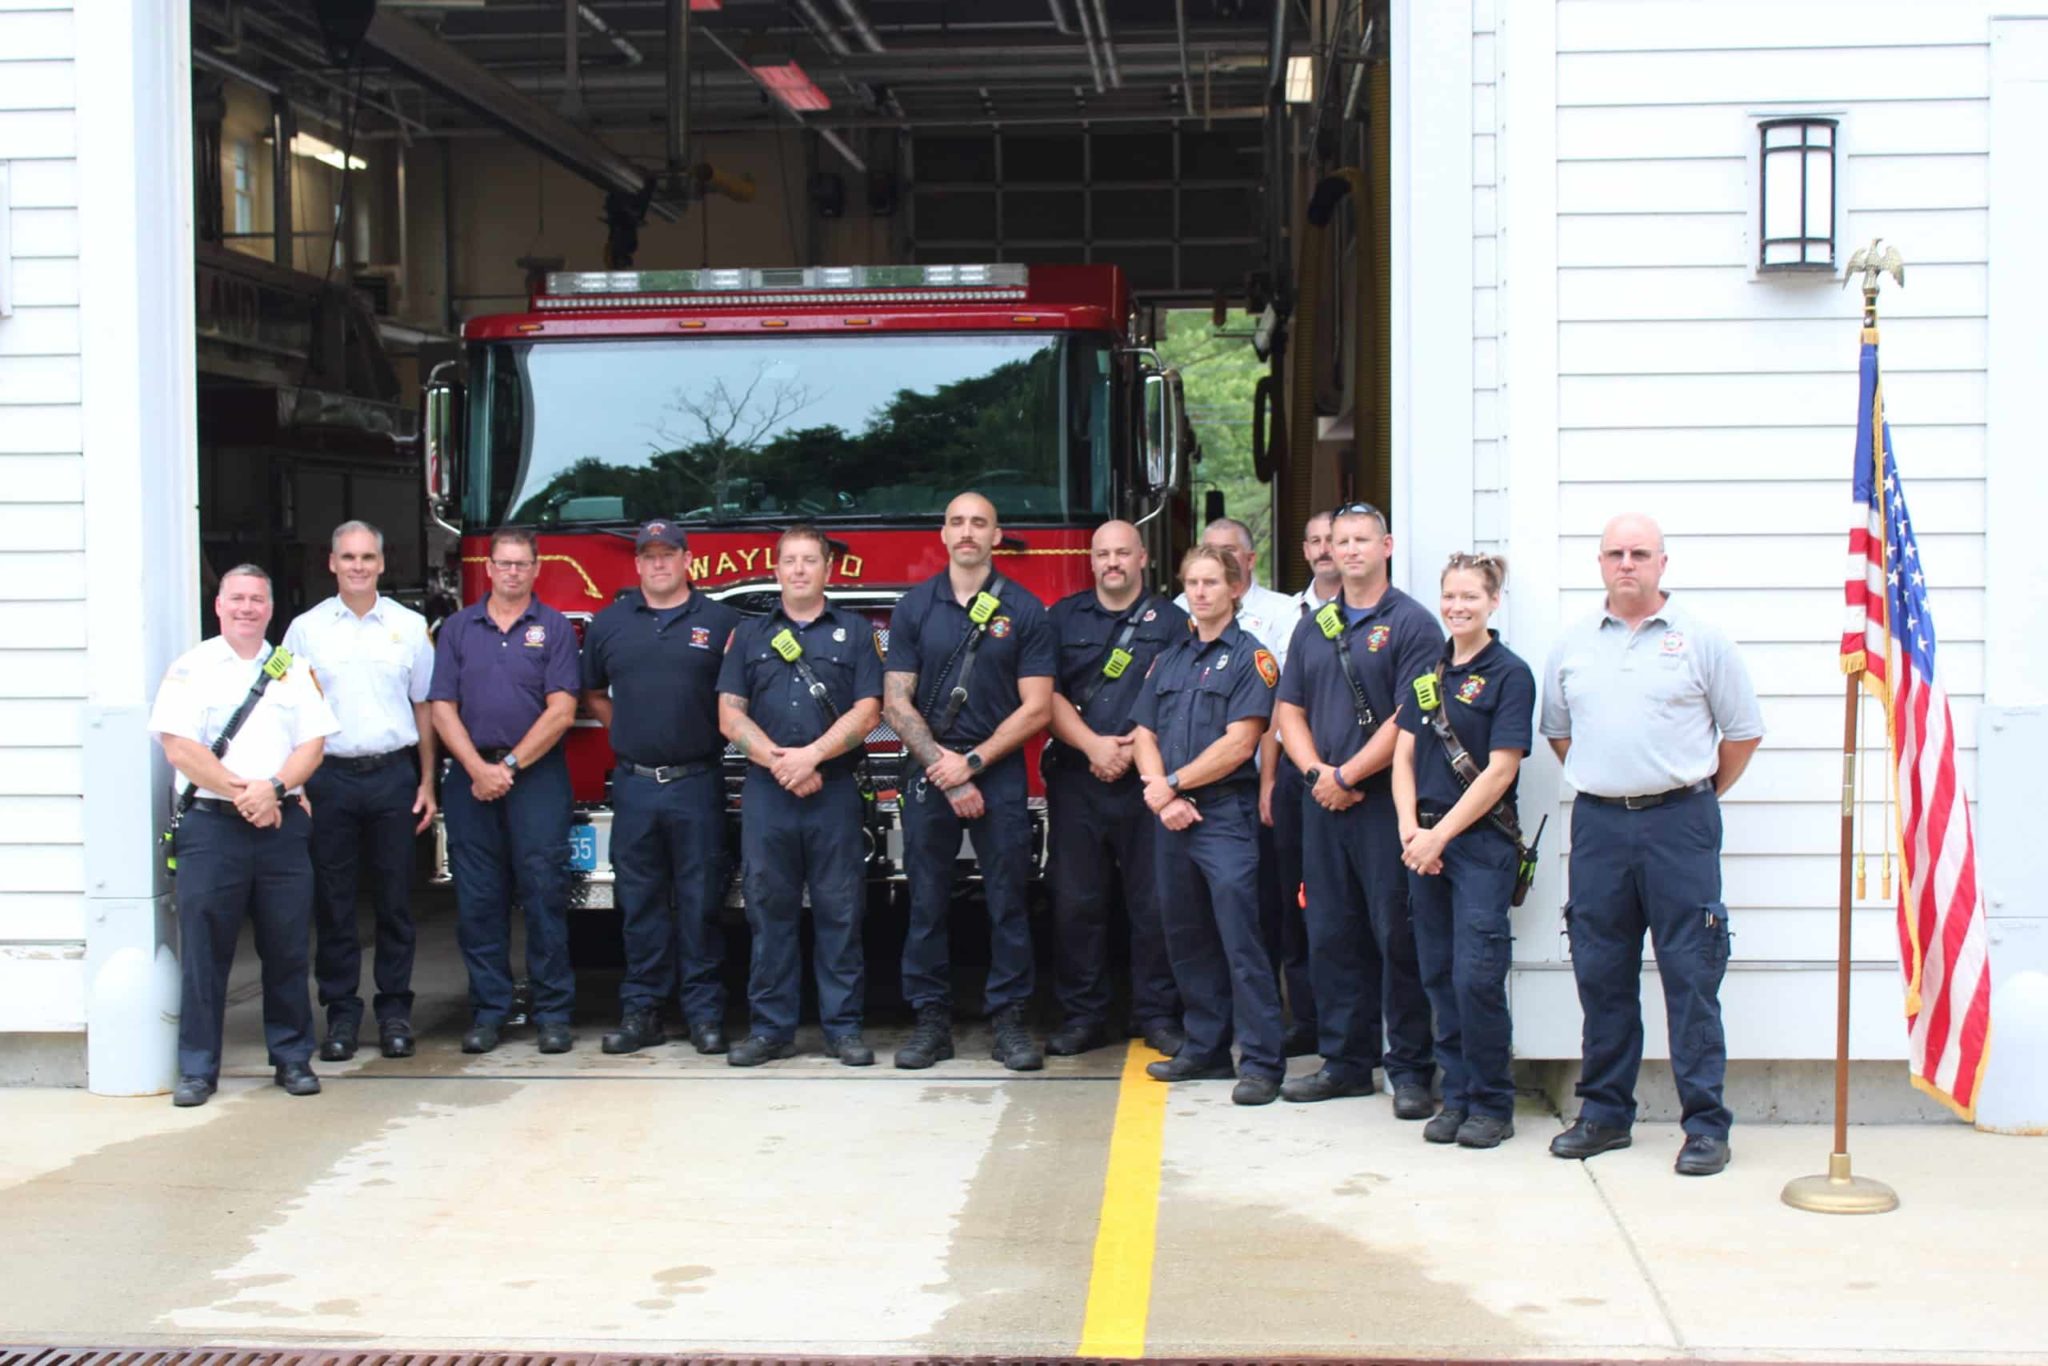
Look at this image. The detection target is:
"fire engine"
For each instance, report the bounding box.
[420,262,1192,906]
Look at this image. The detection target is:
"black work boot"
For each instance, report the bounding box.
[893,1005,955,1069]
[990,1006,1044,1072]
[602,1008,665,1055]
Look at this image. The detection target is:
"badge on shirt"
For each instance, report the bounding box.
[833,627,847,643]
[989,616,1013,639]
[1457,674,1486,704]
[523,625,547,648]
[1215,654,1229,671]
[1142,608,1157,623]
[1253,649,1279,688]
[1661,630,1686,656]
[1366,624,1391,653]
[689,626,712,649]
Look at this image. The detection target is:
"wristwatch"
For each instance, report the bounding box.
[1165,771,1181,792]
[965,750,985,774]
[269,777,286,804]
[502,752,522,775]
[1304,766,1322,787]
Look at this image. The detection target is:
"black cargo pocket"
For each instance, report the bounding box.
[1702,901,1730,972]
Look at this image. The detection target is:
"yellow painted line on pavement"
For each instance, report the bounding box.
[1077,1040,1169,1359]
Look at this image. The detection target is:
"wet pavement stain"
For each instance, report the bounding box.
[0,1078,517,1343]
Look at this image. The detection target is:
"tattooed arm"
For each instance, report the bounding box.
[883,670,944,770]
[718,693,780,770]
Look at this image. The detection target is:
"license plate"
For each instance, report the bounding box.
[565,824,598,873]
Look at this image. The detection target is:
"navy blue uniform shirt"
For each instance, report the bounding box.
[1045,589,1190,770]
[884,569,1055,751]
[1130,622,1276,786]
[428,597,581,750]
[581,588,740,767]
[1276,584,1444,793]
[716,602,883,775]
[1396,632,1537,810]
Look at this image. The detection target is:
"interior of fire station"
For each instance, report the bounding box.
[187,0,1390,615]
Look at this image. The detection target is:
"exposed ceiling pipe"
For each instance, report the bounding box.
[193,5,432,134]
[1174,0,1193,116]
[362,7,678,217]
[790,0,852,56]
[1070,0,1106,93]
[831,0,886,54]
[561,0,584,117]
[1089,0,1122,87]
[359,106,1270,137]
[577,4,644,65]
[1045,0,1072,36]
[664,0,689,172]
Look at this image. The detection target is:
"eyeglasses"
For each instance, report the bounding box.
[1446,552,1503,569]
[1331,501,1386,524]
[490,558,537,571]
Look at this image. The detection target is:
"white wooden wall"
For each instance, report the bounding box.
[0,0,87,1032]
[1472,0,2013,1058]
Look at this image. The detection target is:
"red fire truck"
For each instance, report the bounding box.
[420,262,1191,906]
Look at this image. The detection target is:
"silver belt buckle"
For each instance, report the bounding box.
[1622,792,1658,811]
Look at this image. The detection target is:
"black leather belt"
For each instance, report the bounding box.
[1417,807,1444,829]
[624,759,717,783]
[187,796,297,816]
[476,747,514,763]
[325,749,408,773]
[1585,779,1713,811]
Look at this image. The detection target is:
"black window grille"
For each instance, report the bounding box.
[1758,117,1838,272]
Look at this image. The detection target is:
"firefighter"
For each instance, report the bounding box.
[882,491,1056,1071]
[1272,509,1342,1055]
[429,527,581,1056]
[151,564,338,1107]
[1043,519,1189,1057]
[1132,543,1284,1105]
[580,520,741,1058]
[1273,502,1441,1117]
[1392,553,1538,1148]
[282,520,438,1063]
[716,525,883,1066]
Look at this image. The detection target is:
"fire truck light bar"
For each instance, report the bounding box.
[542,263,1030,298]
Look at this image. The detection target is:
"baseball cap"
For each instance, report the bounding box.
[635,519,687,552]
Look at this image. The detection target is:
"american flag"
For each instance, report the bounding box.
[1842,331,1993,1119]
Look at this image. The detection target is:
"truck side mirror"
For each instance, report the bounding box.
[1143,368,1183,495]
[423,363,464,515]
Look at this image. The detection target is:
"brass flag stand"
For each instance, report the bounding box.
[1782,242,1903,1216]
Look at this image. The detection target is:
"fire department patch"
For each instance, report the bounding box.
[1456,674,1486,704]
[1366,624,1391,653]
[523,625,547,647]
[1254,649,1279,688]
[874,631,888,661]
[1660,630,1686,655]
[689,626,712,649]
[989,616,1012,639]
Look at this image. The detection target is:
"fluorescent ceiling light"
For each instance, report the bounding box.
[749,58,831,113]
[290,132,367,171]
[1285,54,1314,104]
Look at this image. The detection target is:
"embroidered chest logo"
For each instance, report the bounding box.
[688,626,712,649]
[1365,624,1391,653]
[523,625,547,647]
[1142,608,1157,623]
[989,616,1013,639]
[1660,630,1686,656]
[1456,674,1486,704]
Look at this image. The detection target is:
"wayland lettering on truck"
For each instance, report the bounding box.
[420,263,1193,907]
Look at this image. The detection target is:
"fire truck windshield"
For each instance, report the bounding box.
[466,331,1113,528]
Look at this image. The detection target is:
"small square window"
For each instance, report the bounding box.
[1757,117,1837,272]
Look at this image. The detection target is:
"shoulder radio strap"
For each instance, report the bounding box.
[1414,648,1525,848]
[1070,595,1152,717]
[172,646,294,823]
[769,622,884,826]
[1313,601,1379,734]
[920,572,1007,737]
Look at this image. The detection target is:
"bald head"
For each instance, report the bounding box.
[1090,519,1149,605]
[1599,512,1669,617]
[942,490,1001,570]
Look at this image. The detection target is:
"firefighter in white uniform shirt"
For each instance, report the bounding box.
[282,520,438,1063]
[151,564,339,1108]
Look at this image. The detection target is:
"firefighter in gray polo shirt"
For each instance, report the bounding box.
[1540,514,1762,1177]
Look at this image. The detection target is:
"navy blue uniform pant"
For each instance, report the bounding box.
[1409,820,1518,1120]
[442,750,574,1027]
[1155,785,1284,1081]
[173,802,316,1080]
[305,757,418,1030]
[1566,789,1732,1137]
[1045,763,1179,1033]
[1300,791,1434,1088]
[740,771,866,1041]
[1268,758,1316,1030]
[611,765,728,1024]
[900,756,1033,1014]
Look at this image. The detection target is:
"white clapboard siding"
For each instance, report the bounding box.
[1472,0,1504,550]
[1498,1,1998,1047]
[0,0,84,1032]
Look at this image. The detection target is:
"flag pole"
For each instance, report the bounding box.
[1783,244,1901,1215]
